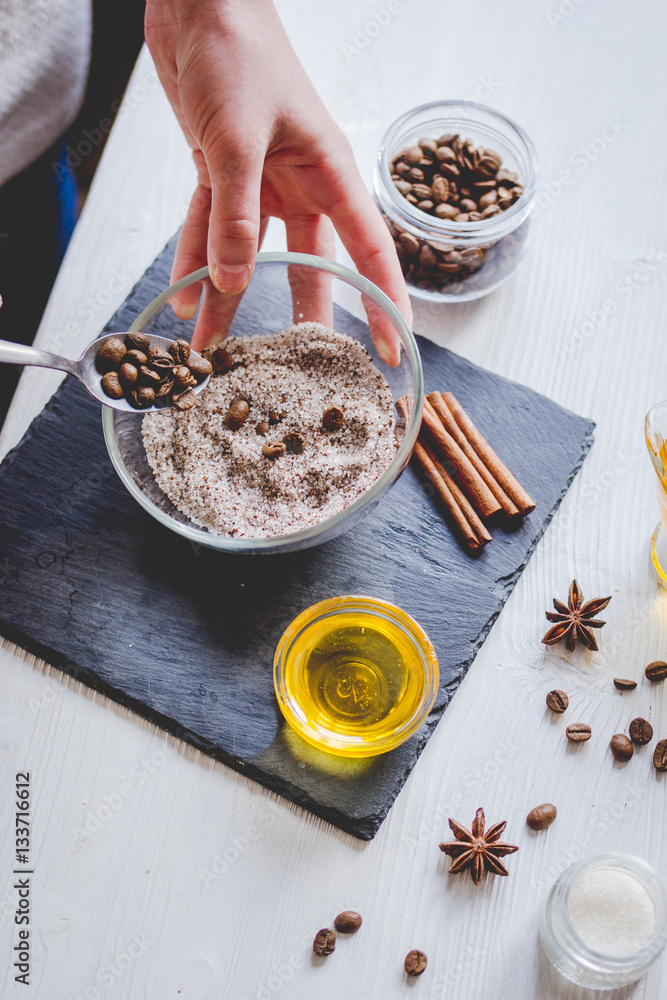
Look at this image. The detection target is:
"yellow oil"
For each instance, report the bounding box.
[284,611,428,750]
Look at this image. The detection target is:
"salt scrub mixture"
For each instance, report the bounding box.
[568,868,655,956]
[141,323,398,537]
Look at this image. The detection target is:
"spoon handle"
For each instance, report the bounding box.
[0,339,78,376]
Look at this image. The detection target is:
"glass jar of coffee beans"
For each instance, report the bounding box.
[374,101,538,302]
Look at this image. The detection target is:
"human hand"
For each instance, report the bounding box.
[144,0,411,363]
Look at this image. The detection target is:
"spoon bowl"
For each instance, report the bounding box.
[0,334,211,411]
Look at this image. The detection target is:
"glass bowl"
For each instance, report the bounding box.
[374,100,539,302]
[101,252,422,554]
[273,596,439,757]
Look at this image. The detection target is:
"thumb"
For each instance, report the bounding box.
[205,142,264,295]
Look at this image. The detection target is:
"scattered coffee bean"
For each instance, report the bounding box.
[323,406,344,431]
[313,928,336,956]
[124,349,148,368]
[546,689,568,714]
[125,332,151,353]
[334,911,362,934]
[268,409,284,425]
[609,734,633,762]
[169,339,191,364]
[262,441,287,458]
[211,347,234,373]
[283,431,305,454]
[629,718,653,745]
[566,723,592,742]
[255,420,270,436]
[526,803,557,830]
[645,661,667,682]
[653,739,667,772]
[95,336,127,373]
[613,678,637,691]
[404,949,427,976]
[224,397,250,430]
[101,371,124,400]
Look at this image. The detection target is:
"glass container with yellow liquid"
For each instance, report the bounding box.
[273,596,439,757]
[645,402,667,585]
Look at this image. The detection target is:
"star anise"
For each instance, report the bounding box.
[542,579,611,652]
[439,807,519,886]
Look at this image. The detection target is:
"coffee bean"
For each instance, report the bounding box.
[125,332,151,353]
[478,189,498,210]
[101,371,124,400]
[187,355,213,381]
[169,339,191,364]
[398,232,420,256]
[156,379,175,399]
[334,911,362,934]
[459,198,477,213]
[172,388,197,411]
[404,950,427,976]
[629,718,653,745]
[412,183,432,201]
[124,349,148,368]
[431,175,449,203]
[262,441,286,458]
[211,347,234,373]
[225,398,250,430]
[434,203,459,221]
[313,928,335,956]
[146,347,172,364]
[566,723,591,742]
[173,365,197,388]
[546,689,568,713]
[268,409,285,425]
[526,803,557,830]
[610,734,633,762]
[128,385,155,409]
[613,677,637,691]
[653,739,667,772]
[119,362,139,387]
[283,432,305,454]
[255,421,270,436]
[408,167,424,183]
[645,661,667,682]
[95,337,127,373]
[418,138,438,155]
[395,179,412,196]
[323,406,344,431]
[138,365,162,387]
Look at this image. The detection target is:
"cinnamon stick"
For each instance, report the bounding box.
[426,392,520,519]
[412,441,488,552]
[421,399,501,520]
[419,437,492,547]
[442,392,536,516]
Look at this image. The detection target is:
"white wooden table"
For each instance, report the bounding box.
[2,1,667,996]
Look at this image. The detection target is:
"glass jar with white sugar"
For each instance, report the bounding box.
[540,854,667,989]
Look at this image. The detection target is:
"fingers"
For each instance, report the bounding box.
[170,182,210,320]
[329,174,412,367]
[285,214,335,328]
[205,144,264,295]
[191,217,270,352]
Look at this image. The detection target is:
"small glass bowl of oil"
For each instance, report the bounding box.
[273,596,439,757]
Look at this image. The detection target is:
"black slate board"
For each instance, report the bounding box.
[0,236,595,839]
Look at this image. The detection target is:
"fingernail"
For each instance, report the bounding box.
[212,264,252,295]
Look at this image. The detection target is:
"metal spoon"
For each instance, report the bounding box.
[0,334,211,412]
